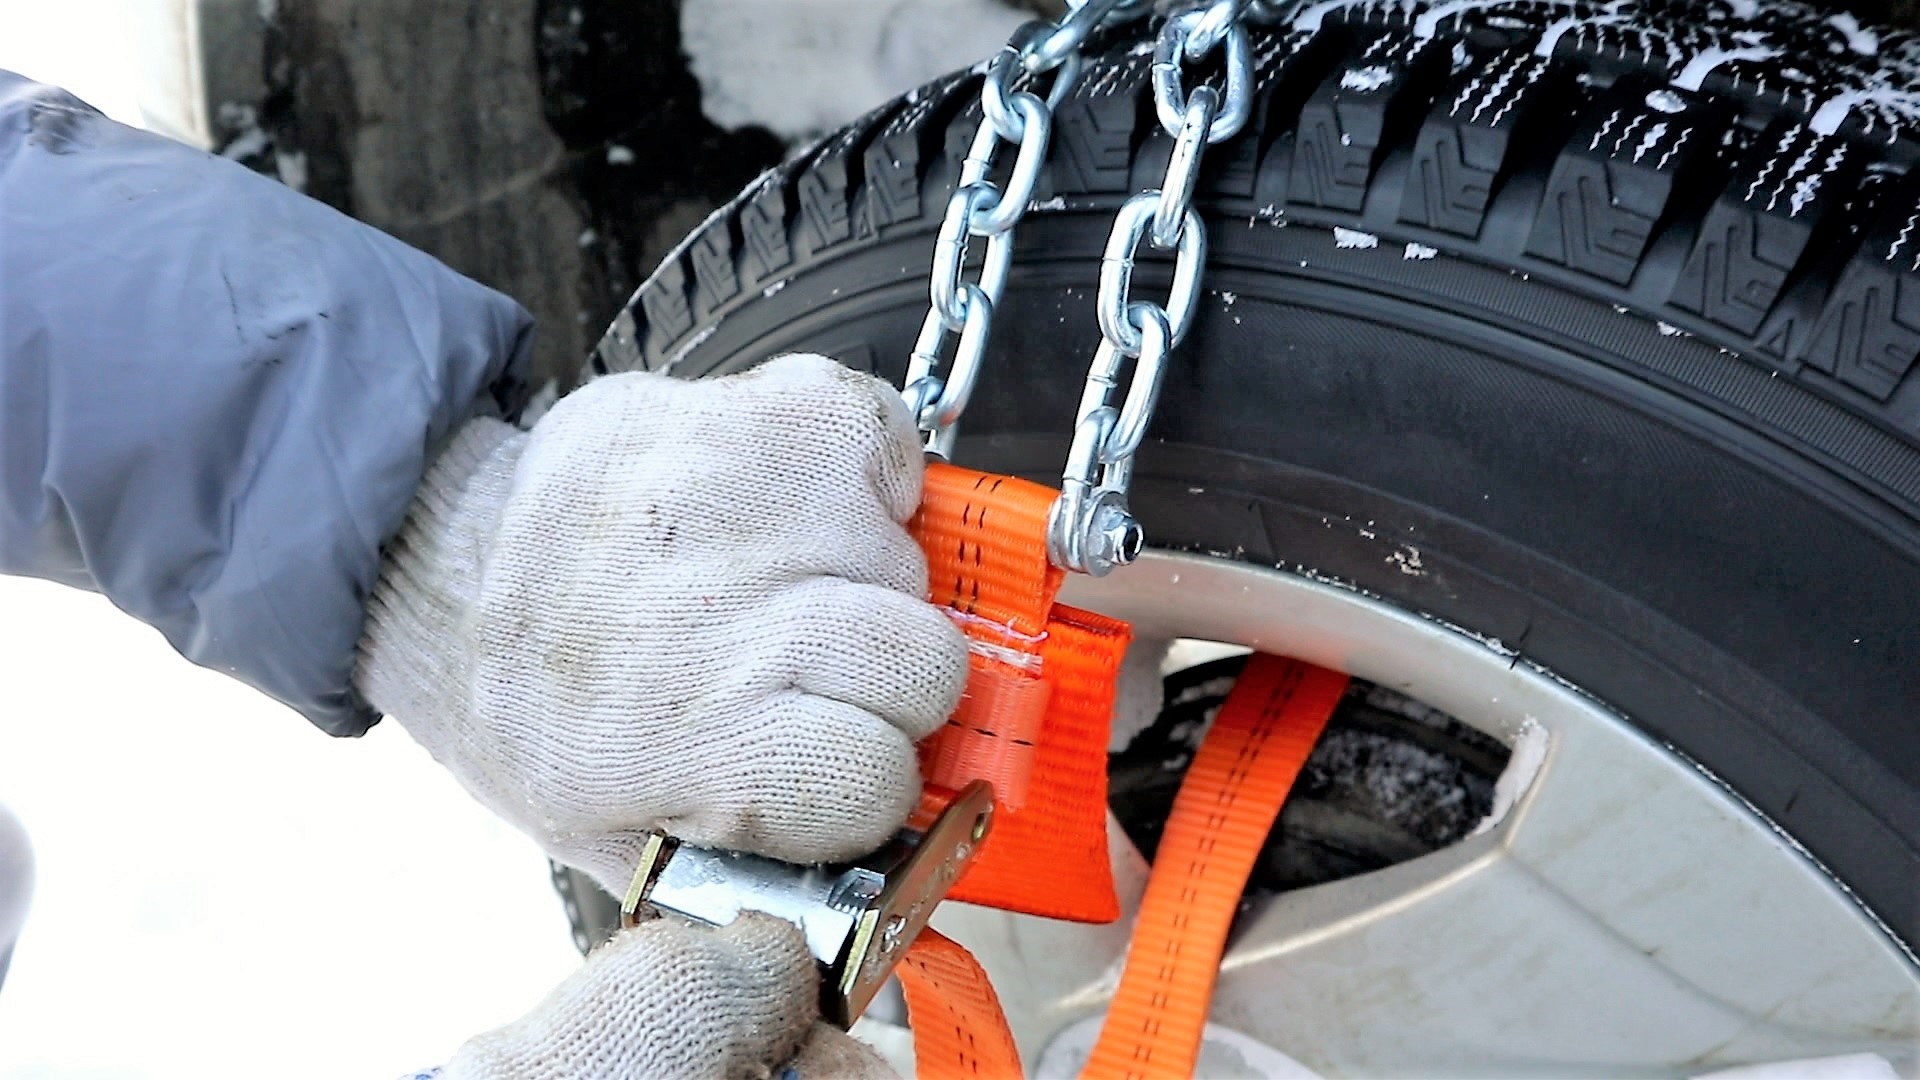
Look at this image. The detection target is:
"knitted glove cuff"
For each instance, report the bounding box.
[354,417,526,723]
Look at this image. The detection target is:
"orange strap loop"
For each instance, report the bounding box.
[912,467,1062,637]
[908,464,1128,922]
[903,651,1345,1079]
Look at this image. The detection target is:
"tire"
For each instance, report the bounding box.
[585,2,1920,949]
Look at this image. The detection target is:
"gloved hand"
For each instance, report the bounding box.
[439,914,896,1079]
[354,354,969,894]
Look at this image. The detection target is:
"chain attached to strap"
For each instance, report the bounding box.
[902,0,1260,576]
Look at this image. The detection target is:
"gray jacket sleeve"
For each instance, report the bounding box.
[0,73,533,735]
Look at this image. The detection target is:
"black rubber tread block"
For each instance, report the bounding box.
[1217,27,1345,208]
[1399,49,1558,238]
[1670,119,1860,335]
[1746,169,1905,375]
[1524,80,1727,286]
[638,253,695,356]
[590,304,643,376]
[1289,34,1454,213]
[863,73,979,231]
[1796,175,1920,404]
[690,220,742,321]
[736,162,803,290]
[795,101,900,258]
[1050,44,1158,196]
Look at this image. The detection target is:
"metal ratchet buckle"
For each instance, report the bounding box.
[618,780,994,1029]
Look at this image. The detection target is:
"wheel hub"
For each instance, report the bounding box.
[900,552,1920,1076]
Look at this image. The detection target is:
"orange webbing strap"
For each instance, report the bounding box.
[908,463,1127,922]
[900,654,1345,1080]
[898,928,1023,1080]
[1079,655,1348,1080]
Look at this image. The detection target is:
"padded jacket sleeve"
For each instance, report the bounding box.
[0,73,533,735]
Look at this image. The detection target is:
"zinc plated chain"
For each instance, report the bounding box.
[901,0,1147,460]
[1046,0,1254,575]
[902,0,1256,575]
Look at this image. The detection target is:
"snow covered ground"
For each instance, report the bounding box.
[681,0,1026,140]
[0,10,580,1078]
[0,580,581,1079]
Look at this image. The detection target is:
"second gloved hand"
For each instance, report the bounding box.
[438,915,895,1080]
[354,354,969,892]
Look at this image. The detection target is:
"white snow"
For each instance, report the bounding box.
[275,149,308,193]
[1675,46,1781,93]
[1810,86,1920,138]
[1290,0,1365,32]
[1340,65,1393,93]
[1825,14,1880,57]
[1693,1053,1898,1080]
[1772,137,1826,214]
[1403,242,1438,260]
[1632,121,1669,163]
[665,323,721,371]
[1889,212,1919,265]
[1333,227,1379,250]
[1645,89,1688,114]
[1385,544,1426,575]
[1473,717,1548,835]
[0,579,582,1080]
[1410,0,1544,43]
[518,379,561,427]
[1745,128,1800,202]
[1535,14,1629,59]
[680,0,1027,141]
[216,101,272,161]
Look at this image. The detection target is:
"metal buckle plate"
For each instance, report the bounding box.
[618,781,995,1028]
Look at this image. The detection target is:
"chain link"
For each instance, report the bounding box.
[904,0,1254,574]
[902,0,1141,459]
[1048,0,1252,575]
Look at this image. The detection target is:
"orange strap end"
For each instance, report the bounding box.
[899,929,1025,1080]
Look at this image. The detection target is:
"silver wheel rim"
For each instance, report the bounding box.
[906,551,1919,1077]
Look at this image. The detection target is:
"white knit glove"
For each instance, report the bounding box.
[440,915,896,1079]
[354,354,969,894]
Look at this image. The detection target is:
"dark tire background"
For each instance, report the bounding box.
[586,7,1920,949]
